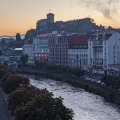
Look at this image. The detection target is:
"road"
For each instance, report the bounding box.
[84,71,103,80]
[0,87,14,120]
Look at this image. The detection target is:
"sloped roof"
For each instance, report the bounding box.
[68,34,90,48]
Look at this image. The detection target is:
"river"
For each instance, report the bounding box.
[28,75,120,120]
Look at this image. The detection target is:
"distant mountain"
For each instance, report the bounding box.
[0,34,25,40]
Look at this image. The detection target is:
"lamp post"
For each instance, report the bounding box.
[76,54,79,68]
[80,58,81,70]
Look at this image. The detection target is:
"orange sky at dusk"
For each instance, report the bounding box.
[0,0,120,36]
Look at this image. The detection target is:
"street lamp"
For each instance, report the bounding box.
[76,54,79,68]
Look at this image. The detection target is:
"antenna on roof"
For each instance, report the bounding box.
[49,9,51,13]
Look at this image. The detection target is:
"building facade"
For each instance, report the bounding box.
[22,39,33,62]
[88,31,120,74]
[33,34,52,61]
[48,33,72,65]
[68,34,90,70]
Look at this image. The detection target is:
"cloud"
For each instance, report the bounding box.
[77,0,120,19]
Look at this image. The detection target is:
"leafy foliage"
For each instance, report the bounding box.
[8,85,51,114]
[34,61,84,78]
[16,33,21,41]
[0,69,6,80]
[2,75,30,94]
[14,94,73,120]
[0,49,2,56]
[20,54,29,66]
[101,75,120,89]
[24,29,37,40]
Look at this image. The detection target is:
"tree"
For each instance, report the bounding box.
[3,61,8,66]
[3,75,30,94]
[8,85,51,114]
[0,49,2,56]
[20,54,29,66]
[14,94,74,120]
[25,29,37,40]
[16,33,21,41]
[0,69,6,81]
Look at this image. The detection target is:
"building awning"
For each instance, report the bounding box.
[39,56,47,59]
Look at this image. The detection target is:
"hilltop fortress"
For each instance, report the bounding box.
[36,13,103,34]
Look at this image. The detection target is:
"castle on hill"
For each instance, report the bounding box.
[36,13,103,34]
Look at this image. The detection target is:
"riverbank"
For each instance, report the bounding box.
[29,77,120,120]
[0,86,14,120]
[16,67,120,107]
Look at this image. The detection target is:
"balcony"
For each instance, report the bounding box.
[93,42,103,47]
[93,61,103,65]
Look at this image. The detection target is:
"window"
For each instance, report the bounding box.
[104,41,106,46]
[114,46,115,50]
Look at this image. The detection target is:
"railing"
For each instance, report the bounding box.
[93,43,103,46]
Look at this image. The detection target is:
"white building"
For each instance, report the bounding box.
[68,34,90,70]
[33,34,52,61]
[22,39,33,62]
[88,31,120,75]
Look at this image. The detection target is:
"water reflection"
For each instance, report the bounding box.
[28,76,120,120]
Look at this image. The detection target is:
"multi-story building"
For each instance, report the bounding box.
[68,34,90,70]
[88,31,120,74]
[33,34,52,61]
[48,32,72,65]
[22,39,33,62]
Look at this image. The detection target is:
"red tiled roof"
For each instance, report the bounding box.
[68,34,90,48]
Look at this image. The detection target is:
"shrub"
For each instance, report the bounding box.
[3,75,30,94]
[8,85,52,114]
[14,94,74,120]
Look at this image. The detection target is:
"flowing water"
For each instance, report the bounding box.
[28,75,120,120]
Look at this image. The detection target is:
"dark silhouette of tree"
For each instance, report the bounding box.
[20,54,29,66]
[3,61,8,66]
[25,29,37,40]
[0,49,2,56]
[2,75,29,94]
[8,85,51,114]
[14,94,74,120]
[0,69,6,80]
[16,33,21,41]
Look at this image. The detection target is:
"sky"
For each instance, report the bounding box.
[0,0,120,36]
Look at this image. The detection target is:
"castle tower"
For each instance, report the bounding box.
[47,13,54,23]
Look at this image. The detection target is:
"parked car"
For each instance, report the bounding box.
[97,80,101,84]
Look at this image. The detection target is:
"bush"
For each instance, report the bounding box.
[8,85,52,114]
[0,69,6,80]
[1,72,12,85]
[14,94,74,120]
[3,75,30,94]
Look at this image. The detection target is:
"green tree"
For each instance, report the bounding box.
[0,69,6,82]
[14,94,74,120]
[0,49,2,56]
[20,54,29,66]
[3,75,29,94]
[3,61,8,66]
[16,33,21,41]
[25,29,37,40]
[8,85,51,114]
